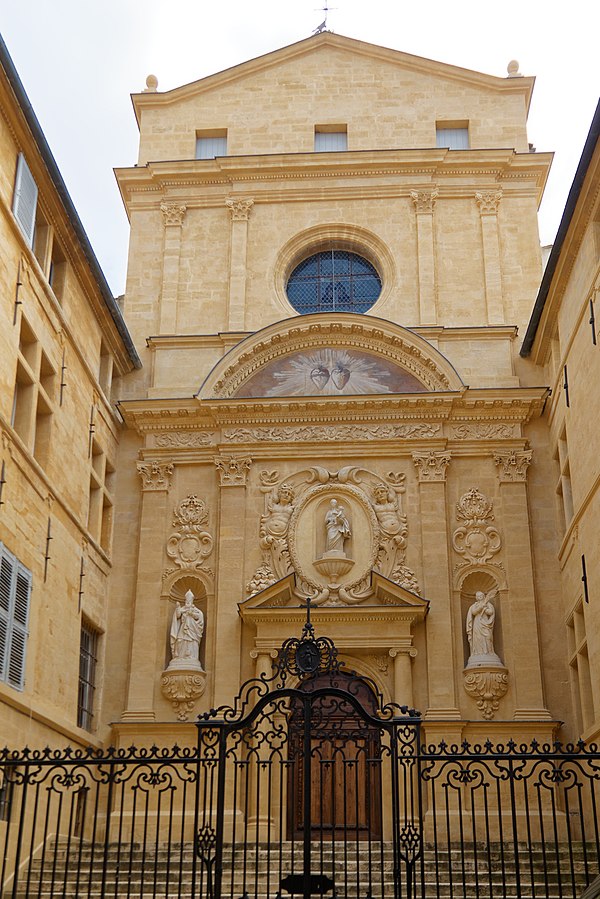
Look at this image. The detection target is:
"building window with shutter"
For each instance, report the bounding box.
[0,543,32,691]
[12,153,38,247]
[436,121,470,149]
[195,129,227,159]
[314,125,348,152]
[78,621,99,731]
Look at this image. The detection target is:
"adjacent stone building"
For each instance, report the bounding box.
[1,31,598,758]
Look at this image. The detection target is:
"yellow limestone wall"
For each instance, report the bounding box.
[107,34,574,752]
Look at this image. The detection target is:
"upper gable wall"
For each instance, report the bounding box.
[136,43,531,164]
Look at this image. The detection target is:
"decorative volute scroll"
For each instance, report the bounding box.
[494,449,533,482]
[410,188,439,214]
[214,455,252,486]
[475,190,502,215]
[166,495,213,570]
[225,197,254,221]
[412,451,451,482]
[452,488,501,565]
[247,466,420,604]
[160,202,187,227]
[136,460,174,491]
[161,672,206,721]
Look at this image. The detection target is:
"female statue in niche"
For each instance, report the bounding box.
[169,589,204,669]
[465,586,503,667]
[324,499,351,555]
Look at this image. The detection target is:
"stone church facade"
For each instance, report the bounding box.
[1,32,598,757]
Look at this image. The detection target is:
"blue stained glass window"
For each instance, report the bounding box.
[286,250,381,314]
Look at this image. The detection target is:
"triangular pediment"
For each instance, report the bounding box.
[133,33,533,122]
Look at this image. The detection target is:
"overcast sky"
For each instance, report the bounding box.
[1,0,598,295]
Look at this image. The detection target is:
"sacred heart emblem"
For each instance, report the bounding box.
[331,365,350,390]
[310,366,330,390]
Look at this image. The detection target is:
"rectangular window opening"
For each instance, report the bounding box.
[314,125,348,152]
[195,129,227,159]
[436,121,470,150]
[78,621,99,731]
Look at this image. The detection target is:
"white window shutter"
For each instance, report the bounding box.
[12,154,38,247]
[0,546,31,690]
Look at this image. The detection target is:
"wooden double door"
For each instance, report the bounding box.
[288,673,383,840]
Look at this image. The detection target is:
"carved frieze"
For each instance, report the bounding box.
[452,488,501,565]
[156,431,216,448]
[214,455,252,486]
[451,423,518,440]
[494,450,532,482]
[225,197,254,221]
[410,188,439,214]
[224,423,441,443]
[137,460,174,491]
[160,202,187,227]
[412,451,451,482]
[166,495,213,571]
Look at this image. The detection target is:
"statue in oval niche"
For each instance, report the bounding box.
[169,589,204,670]
[465,586,503,668]
[324,499,351,556]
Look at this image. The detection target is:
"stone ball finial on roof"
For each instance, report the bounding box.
[144,74,159,92]
[506,60,522,78]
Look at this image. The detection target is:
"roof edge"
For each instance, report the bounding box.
[0,32,141,370]
[521,99,600,358]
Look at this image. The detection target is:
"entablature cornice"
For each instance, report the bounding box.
[115,150,552,209]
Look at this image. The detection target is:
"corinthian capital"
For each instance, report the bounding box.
[226,197,254,221]
[475,190,502,215]
[410,188,439,214]
[214,455,252,486]
[412,451,451,482]
[160,202,187,227]
[493,450,532,482]
[137,460,174,491]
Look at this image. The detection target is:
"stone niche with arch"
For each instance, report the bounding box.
[160,571,210,721]
[458,569,510,721]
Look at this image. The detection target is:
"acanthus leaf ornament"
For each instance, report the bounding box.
[160,202,187,227]
[214,455,252,486]
[452,488,502,565]
[412,451,451,482]
[137,460,174,491]
[161,671,206,721]
[463,667,509,720]
[166,495,213,571]
[225,197,254,221]
[494,450,533,482]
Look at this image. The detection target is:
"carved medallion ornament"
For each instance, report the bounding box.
[247,466,420,605]
[452,488,501,565]
[166,495,213,570]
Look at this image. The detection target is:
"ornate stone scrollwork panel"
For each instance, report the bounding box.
[247,466,420,603]
[161,671,206,721]
[463,668,509,720]
[166,495,214,570]
[452,488,501,565]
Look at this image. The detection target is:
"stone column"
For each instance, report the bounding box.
[122,460,174,721]
[212,455,253,707]
[493,450,550,720]
[159,202,186,333]
[389,647,417,710]
[225,198,254,332]
[250,649,277,683]
[412,451,460,719]
[410,189,438,325]
[476,191,504,325]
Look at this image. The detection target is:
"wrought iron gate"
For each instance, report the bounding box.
[194,602,422,899]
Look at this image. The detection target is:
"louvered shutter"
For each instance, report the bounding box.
[8,567,31,689]
[12,153,38,246]
[0,553,14,682]
[0,546,31,690]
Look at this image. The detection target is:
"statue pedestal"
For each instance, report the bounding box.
[313,553,355,584]
[161,668,206,721]
[465,652,504,669]
[463,665,509,720]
